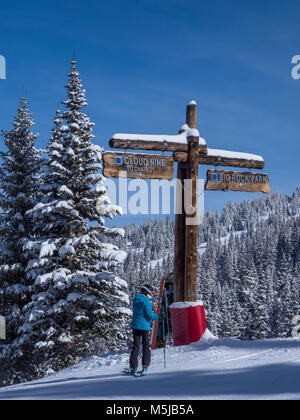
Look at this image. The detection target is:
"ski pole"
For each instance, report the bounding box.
[164,288,171,346]
[162,310,166,368]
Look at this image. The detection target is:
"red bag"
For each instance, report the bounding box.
[169,302,206,346]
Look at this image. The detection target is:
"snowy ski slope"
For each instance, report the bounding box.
[0,332,300,400]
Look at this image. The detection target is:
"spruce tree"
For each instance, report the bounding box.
[238,246,258,340]
[275,255,294,337]
[253,267,270,340]
[0,97,42,386]
[17,60,130,380]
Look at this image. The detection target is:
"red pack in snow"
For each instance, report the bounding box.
[169,301,206,346]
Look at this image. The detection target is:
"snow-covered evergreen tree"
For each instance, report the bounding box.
[275,255,294,337]
[15,60,130,381]
[0,97,42,386]
[253,267,270,340]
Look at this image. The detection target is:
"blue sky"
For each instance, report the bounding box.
[0,0,299,226]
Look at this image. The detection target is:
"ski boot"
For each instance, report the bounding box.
[123,367,137,376]
[139,366,148,376]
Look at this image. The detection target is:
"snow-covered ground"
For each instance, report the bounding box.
[1,333,300,400]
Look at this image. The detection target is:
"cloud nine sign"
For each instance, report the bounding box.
[103,152,174,180]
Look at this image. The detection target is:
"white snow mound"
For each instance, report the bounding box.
[1,337,300,400]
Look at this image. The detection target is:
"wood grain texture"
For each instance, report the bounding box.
[174,164,187,303]
[184,135,199,302]
[174,102,198,302]
[186,102,197,129]
[205,170,271,194]
[103,152,174,180]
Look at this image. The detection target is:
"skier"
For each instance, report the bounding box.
[129,284,159,376]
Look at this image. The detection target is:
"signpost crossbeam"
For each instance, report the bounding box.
[174,150,265,170]
[109,132,207,154]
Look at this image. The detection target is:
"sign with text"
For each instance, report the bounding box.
[0,316,5,340]
[205,170,271,194]
[103,152,174,180]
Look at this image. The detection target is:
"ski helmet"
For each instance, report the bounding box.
[141,284,154,298]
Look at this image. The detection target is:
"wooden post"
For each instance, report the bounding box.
[186,100,197,130]
[174,161,186,302]
[184,101,199,302]
[174,101,198,302]
[174,121,188,302]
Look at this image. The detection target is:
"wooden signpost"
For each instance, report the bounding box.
[103,152,174,180]
[106,101,270,304]
[205,170,271,194]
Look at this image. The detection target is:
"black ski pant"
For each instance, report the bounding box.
[130,329,151,369]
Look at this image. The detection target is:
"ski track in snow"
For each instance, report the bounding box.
[219,349,275,363]
[0,336,300,400]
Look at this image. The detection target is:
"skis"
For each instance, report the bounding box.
[135,370,147,377]
[122,368,135,376]
[122,368,148,378]
[151,275,166,349]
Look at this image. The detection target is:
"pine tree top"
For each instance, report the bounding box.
[63,61,88,111]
